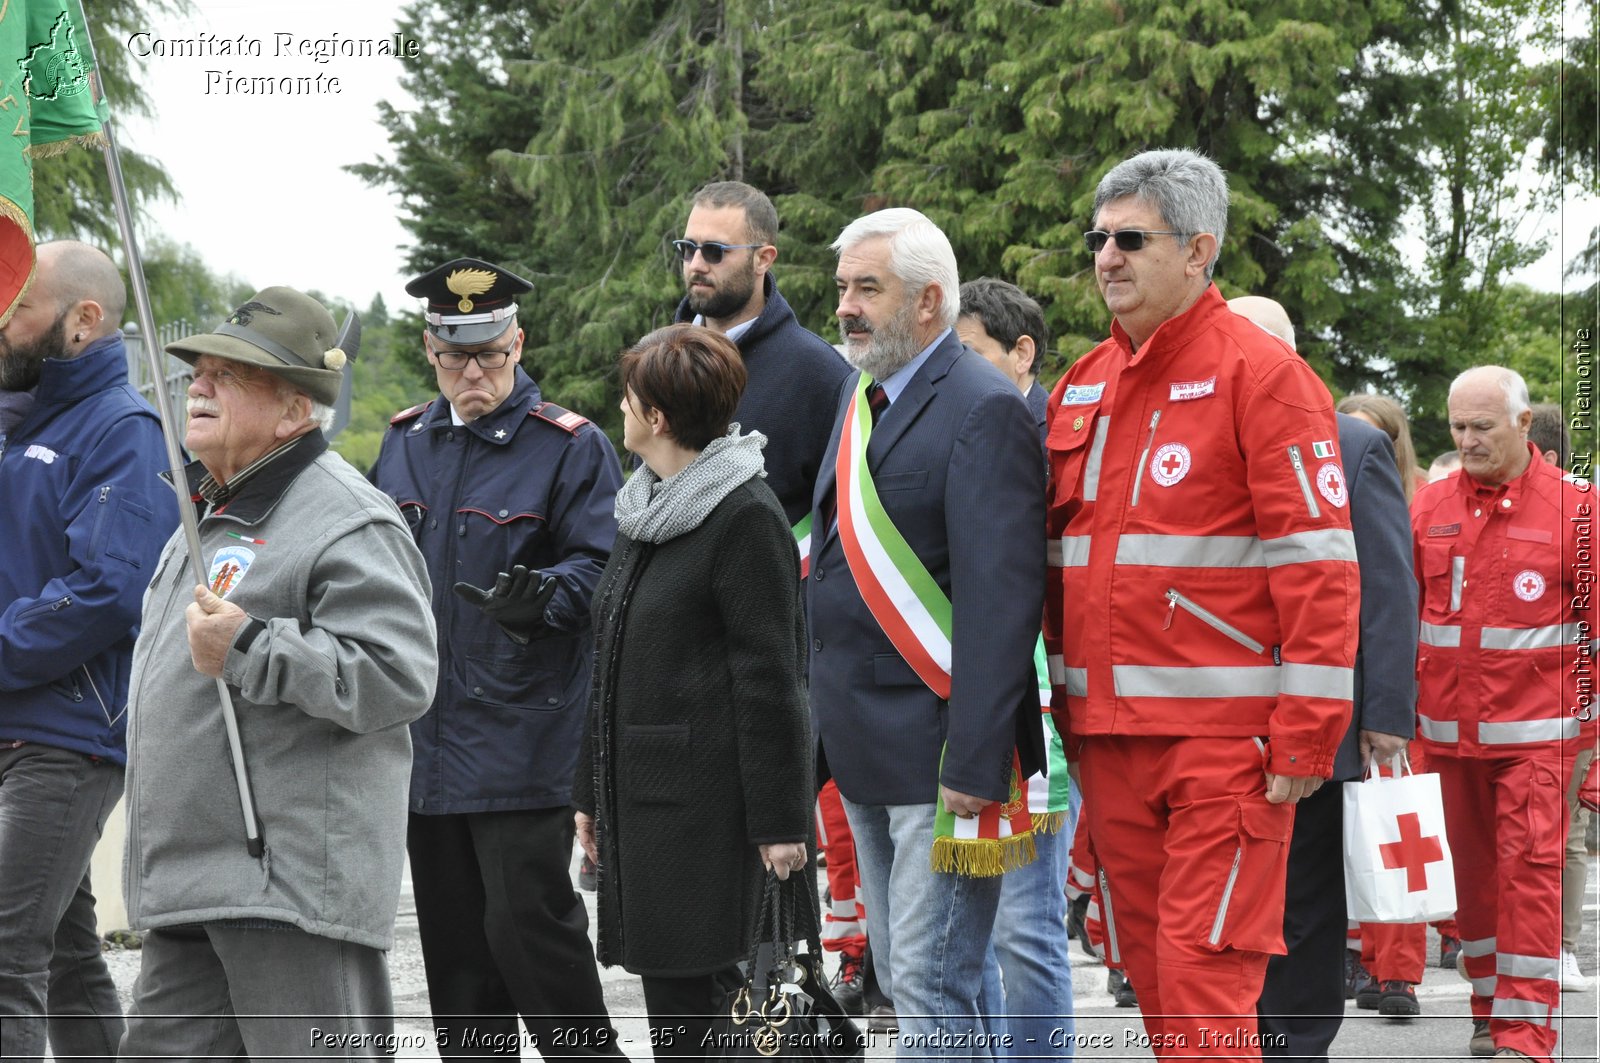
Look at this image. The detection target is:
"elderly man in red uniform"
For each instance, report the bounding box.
[1411,365,1596,1063]
[1042,148,1358,1057]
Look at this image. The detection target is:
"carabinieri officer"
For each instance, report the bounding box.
[370,258,624,1058]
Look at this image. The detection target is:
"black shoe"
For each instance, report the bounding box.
[1439,934,1462,970]
[1353,966,1381,1010]
[1470,1019,1494,1057]
[1345,950,1374,1004]
[830,952,866,1016]
[867,1004,897,1034]
[1377,980,1420,1018]
[1067,893,1089,944]
[577,854,597,892]
[1108,968,1137,1008]
[1070,894,1096,959]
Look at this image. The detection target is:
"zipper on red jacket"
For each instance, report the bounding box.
[1287,445,1320,518]
[1129,409,1162,508]
[1164,589,1266,654]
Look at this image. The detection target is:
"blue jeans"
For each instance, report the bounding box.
[980,822,1075,1057]
[0,743,124,1062]
[841,797,1002,1062]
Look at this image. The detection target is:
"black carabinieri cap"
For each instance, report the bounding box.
[406,257,533,345]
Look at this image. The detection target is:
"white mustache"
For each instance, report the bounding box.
[187,398,221,417]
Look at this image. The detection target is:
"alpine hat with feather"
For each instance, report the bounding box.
[166,286,347,406]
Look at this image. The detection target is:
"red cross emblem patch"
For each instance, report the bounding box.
[1514,569,1546,602]
[1149,442,1192,487]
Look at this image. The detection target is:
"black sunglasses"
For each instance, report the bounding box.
[1083,229,1189,254]
[671,238,762,265]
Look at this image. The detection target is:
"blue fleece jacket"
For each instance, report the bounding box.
[0,333,180,763]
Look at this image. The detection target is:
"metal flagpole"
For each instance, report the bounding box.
[73,2,264,857]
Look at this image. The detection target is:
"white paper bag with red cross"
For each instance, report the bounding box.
[1343,754,1457,922]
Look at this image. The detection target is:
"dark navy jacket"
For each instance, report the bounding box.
[675,274,851,527]
[0,334,179,764]
[807,331,1046,805]
[370,369,621,813]
[1333,412,1417,780]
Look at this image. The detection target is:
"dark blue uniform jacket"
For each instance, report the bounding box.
[371,368,621,813]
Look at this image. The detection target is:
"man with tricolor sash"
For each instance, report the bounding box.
[808,208,1045,1057]
[1044,150,1358,1057]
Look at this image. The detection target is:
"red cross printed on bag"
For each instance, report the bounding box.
[1378,812,1445,892]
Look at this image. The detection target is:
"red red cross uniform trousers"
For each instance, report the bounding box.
[1044,286,1357,1058]
[1411,445,1597,1061]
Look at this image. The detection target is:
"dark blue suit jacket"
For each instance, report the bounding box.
[1334,413,1418,780]
[807,330,1046,805]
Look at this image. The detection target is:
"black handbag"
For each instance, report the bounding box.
[714,871,865,1061]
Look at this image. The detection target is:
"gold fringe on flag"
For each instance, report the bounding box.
[929,832,1037,878]
[27,130,108,158]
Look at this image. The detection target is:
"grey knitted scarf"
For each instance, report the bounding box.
[615,425,767,544]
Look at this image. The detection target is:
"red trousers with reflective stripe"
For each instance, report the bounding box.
[815,779,866,956]
[1082,735,1295,1060]
[1436,747,1578,1063]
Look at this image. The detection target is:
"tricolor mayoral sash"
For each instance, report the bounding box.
[834,375,1034,876]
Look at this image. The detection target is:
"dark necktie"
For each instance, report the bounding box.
[822,383,889,533]
[867,382,889,426]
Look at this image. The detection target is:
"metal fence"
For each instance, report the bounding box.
[122,320,193,428]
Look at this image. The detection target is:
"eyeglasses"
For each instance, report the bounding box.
[429,344,515,371]
[1083,229,1189,254]
[671,239,763,265]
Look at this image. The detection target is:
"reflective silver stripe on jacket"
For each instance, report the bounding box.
[1261,528,1359,566]
[1470,974,1497,996]
[1083,418,1110,503]
[1497,952,1561,982]
[1479,718,1581,744]
[1419,621,1461,648]
[1451,556,1465,611]
[1062,667,1088,697]
[1461,936,1497,958]
[1417,714,1459,743]
[1111,664,1352,701]
[1046,654,1066,685]
[1480,623,1583,651]
[1049,536,1091,568]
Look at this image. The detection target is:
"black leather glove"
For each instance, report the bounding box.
[453,565,558,644]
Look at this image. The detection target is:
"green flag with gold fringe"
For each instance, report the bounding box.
[1,1,106,325]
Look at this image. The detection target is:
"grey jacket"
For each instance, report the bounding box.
[123,435,437,949]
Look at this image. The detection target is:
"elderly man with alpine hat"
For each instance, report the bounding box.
[119,287,439,1057]
[370,258,623,1057]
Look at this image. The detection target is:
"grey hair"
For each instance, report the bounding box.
[1449,365,1531,419]
[308,399,336,433]
[831,208,961,328]
[1093,149,1228,277]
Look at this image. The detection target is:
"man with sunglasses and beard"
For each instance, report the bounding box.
[1042,150,1357,1057]
[370,258,624,1058]
[0,241,178,1059]
[671,181,850,534]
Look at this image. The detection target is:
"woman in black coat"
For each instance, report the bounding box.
[574,324,814,1058]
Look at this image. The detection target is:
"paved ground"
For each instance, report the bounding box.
[92,851,1598,1061]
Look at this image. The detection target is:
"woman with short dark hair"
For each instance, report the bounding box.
[574,324,814,1058]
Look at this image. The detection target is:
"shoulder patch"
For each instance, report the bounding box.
[389,400,432,426]
[531,402,590,434]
